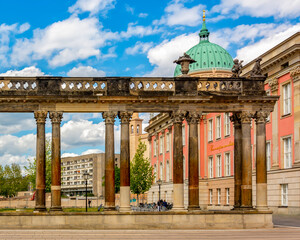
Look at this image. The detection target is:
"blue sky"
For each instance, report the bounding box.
[0,0,299,170]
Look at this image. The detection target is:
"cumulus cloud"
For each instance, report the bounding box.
[0,154,33,168]
[0,134,36,156]
[0,66,45,76]
[212,0,300,19]
[0,113,36,134]
[69,0,116,15]
[61,153,79,158]
[236,23,300,63]
[81,149,104,155]
[155,1,205,27]
[125,41,153,55]
[11,16,119,67]
[67,66,106,77]
[145,33,198,76]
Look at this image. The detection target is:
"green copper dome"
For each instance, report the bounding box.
[174,12,233,77]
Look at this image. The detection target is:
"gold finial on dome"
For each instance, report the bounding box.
[203,10,206,22]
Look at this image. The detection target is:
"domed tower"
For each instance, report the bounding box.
[174,10,233,77]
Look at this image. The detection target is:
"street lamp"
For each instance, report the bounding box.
[83,171,90,212]
[157,179,162,211]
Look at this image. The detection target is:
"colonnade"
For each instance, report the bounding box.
[33,109,269,212]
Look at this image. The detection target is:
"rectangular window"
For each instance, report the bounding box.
[216,116,221,139]
[154,139,157,156]
[217,188,221,205]
[182,125,186,146]
[216,155,222,177]
[266,91,271,122]
[224,113,230,136]
[209,189,213,204]
[225,152,230,176]
[283,137,292,168]
[283,83,291,115]
[281,184,288,206]
[209,156,214,178]
[208,119,213,142]
[226,188,230,205]
[266,142,271,171]
[159,136,163,154]
[166,133,170,152]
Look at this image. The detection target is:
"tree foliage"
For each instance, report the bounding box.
[130,140,155,200]
[0,163,29,197]
[24,138,52,192]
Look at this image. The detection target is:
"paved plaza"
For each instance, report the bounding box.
[0,228,299,240]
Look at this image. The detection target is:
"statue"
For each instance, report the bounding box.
[174,52,196,76]
[231,59,243,77]
[250,58,264,77]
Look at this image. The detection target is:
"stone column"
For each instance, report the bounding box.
[49,111,63,211]
[255,111,269,210]
[230,113,242,208]
[170,110,186,211]
[34,110,48,212]
[241,111,253,208]
[119,111,132,212]
[186,111,201,210]
[102,111,117,210]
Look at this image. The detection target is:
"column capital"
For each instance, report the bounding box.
[240,111,254,124]
[170,110,186,124]
[34,110,48,124]
[118,111,133,124]
[255,110,270,124]
[167,125,172,132]
[147,135,152,142]
[49,112,63,124]
[186,111,201,124]
[102,111,117,124]
[268,78,278,92]
[291,65,300,83]
[230,112,241,126]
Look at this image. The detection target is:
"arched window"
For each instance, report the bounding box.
[137,124,140,134]
[160,162,163,181]
[131,125,134,134]
[166,161,170,182]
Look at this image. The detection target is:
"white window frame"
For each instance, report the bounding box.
[217,188,221,205]
[224,113,230,136]
[209,156,214,178]
[154,139,157,156]
[160,162,163,180]
[209,189,213,204]
[159,135,163,154]
[225,152,231,176]
[166,133,170,152]
[182,125,186,146]
[154,164,157,182]
[208,119,213,142]
[283,137,292,169]
[281,184,288,206]
[226,188,230,205]
[266,91,271,122]
[183,156,186,180]
[216,154,222,177]
[283,82,291,115]
[166,161,170,182]
[266,141,271,171]
[216,116,221,139]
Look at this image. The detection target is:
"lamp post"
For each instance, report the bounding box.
[83,171,90,212]
[157,179,162,211]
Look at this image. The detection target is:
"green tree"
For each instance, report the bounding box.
[25,138,52,192]
[130,140,155,204]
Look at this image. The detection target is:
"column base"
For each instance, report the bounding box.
[50,206,63,212]
[188,206,201,211]
[256,206,269,211]
[104,206,116,211]
[171,207,187,212]
[34,207,47,212]
[119,207,132,212]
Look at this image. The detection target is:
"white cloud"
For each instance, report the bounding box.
[61,153,79,158]
[0,154,33,169]
[81,149,104,155]
[125,41,153,55]
[236,23,300,63]
[120,23,161,39]
[212,0,300,19]
[155,1,205,27]
[69,0,116,15]
[145,33,198,76]
[138,13,148,18]
[0,113,36,134]
[125,4,134,15]
[61,119,120,151]
[0,134,36,156]
[11,16,119,67]
[0,66,44,76]
[67,66,106,77]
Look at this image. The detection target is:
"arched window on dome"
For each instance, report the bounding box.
[131,125,134,134]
